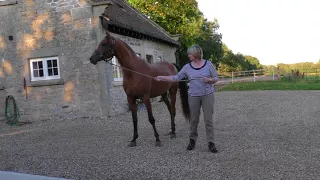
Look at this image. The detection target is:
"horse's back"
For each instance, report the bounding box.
[150,61,177,76]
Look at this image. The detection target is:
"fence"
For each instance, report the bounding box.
[281,68,320,82]
[217,69,278,84]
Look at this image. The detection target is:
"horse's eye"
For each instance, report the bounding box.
[101,43,106,47]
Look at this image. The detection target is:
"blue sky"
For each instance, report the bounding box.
[196,0,320,65]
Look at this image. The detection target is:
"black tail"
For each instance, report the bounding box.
[172,63,190,121]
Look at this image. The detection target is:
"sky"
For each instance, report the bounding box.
[196,0,320,65]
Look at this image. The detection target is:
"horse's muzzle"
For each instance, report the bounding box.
[89,57,95,65]
[89,53,99,65]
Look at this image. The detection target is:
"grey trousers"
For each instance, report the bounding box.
[188,93,215,143]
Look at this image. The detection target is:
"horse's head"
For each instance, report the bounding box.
[90,31,115,65]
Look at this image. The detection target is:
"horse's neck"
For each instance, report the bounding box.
[114,40,139,71]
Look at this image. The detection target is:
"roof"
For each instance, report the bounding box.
[95,0,179,46]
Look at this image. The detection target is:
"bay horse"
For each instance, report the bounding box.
[90,30,190,147]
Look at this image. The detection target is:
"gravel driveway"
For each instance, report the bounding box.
[1,90,320,180]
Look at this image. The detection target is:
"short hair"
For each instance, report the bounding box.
[187,45,203,60]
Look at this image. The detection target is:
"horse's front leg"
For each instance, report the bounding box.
[143,95,162,147]
[127,96,138,147]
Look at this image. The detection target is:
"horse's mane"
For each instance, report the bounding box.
[115,37,151,64]
[117,38,139,58]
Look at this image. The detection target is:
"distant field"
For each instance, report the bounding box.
[219,80,320,91]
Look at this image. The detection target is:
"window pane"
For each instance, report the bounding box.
[113,66,117,78]
[53,68,58,75]
[39,69,44,77]
[33,70,39,77]
[120,69,123,78]
[33,62,38,69]
[53,60,57,67]
[47,60,52,68]
[38,61,43,69]
[48,68,53,76]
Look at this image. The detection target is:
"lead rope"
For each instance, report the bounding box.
[105,61,217,95]
[105,61,200,82]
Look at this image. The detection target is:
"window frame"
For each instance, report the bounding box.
[111,56,123,81]
[29,56,61,82]
[0,0,18,6]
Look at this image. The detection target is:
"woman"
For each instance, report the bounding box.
[154,45,219,153]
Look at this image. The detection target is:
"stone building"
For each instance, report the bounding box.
[0,0,179,121]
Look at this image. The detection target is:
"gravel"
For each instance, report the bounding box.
[1,90,320,180]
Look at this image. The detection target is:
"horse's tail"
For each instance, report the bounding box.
[172,63,190,121]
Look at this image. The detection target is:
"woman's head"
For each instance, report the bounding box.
[187,45,203,61]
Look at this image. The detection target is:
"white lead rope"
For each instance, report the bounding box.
[105,61,199,82]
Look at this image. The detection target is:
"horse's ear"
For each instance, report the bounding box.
[106,31,113,39]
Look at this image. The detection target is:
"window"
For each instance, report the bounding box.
[30,57,60,81]
[0,0,18,6]
[112,57,123,81]
[146,55,153,64]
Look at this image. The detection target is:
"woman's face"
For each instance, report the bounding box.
[188,54,196,61]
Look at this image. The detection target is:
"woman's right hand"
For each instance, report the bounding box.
[154,76,161,81]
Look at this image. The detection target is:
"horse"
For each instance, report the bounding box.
[90,30,190,147]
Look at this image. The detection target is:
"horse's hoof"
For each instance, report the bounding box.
[128,142,137,147]
[164,131,175,136]
[170,134,176,139]
[155,141,162,147]
[164,131,171,136]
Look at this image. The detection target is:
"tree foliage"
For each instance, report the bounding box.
[264,62,320,75]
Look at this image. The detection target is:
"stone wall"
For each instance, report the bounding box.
[0,0,178,120]
[0,0,102,121]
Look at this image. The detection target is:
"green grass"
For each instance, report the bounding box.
[219,80,320,91]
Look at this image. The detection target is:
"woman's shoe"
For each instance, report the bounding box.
[187,139,195,150]
[208,142,218,153]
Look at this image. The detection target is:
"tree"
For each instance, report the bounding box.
[127,0,263,72]
[245,55,262,69]
[128,0,203,37]
[127,0,223,67]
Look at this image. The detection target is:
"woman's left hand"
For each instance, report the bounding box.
[203,77,213,83]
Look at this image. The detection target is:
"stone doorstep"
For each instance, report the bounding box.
[0,171,69,180]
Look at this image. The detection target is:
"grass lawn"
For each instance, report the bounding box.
[219,80,320,91]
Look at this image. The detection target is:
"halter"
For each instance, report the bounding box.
[103,37,116,62]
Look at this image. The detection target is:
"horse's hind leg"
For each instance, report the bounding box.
[143,94,162,147]
[127,96,139,147]
[161,92,176,138]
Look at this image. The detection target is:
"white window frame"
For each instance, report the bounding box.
[29,56,61,81]
[111,57,123,81]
